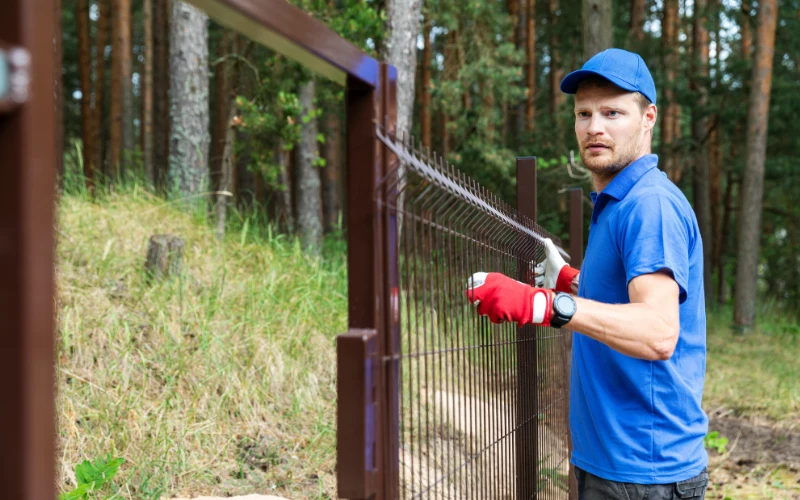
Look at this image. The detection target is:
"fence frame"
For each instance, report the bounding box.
[4,0,584,496]
[0,0,58,497]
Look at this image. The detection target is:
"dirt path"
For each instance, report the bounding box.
[706,414,800,499]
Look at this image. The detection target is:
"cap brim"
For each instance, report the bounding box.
[560,69,638,95]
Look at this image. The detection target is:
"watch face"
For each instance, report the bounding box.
[555,294,577,316]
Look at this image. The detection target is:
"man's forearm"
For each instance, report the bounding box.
[564,296,679,361]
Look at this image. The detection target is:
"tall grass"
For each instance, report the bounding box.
[704,303,799,421]
[57,176,346,498]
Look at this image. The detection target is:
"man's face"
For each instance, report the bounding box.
[573,84,656,177]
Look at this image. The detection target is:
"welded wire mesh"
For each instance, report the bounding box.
[376,128,571,499]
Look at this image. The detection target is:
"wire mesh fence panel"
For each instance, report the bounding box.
[376,127,571,499]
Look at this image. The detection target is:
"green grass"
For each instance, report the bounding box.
[56,170,799,498]
[57,184,346,498]
[704,304,800,421]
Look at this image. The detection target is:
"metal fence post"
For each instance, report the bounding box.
[565,187,584,500]
[378,62,400,500]
[569,189,584,270]
[515,157,538,498]
[337,69,382,499]
[0,0,57,496]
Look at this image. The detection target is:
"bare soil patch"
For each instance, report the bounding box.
[707,413,800,499]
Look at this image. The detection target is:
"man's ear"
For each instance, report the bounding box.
[643,104,658,132]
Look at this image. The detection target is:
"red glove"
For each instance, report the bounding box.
[465,272,555,327]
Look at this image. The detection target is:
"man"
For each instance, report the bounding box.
[466,49,709,499]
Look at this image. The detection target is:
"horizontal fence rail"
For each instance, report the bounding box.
[373,128,571,499]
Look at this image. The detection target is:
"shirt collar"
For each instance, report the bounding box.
[599,154,659,200]
[589,154,659,222]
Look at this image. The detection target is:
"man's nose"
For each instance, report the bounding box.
[586,114,604,136]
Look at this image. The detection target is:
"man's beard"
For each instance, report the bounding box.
[579,137,642,180]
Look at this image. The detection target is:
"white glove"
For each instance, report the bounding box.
[534,238,579,293]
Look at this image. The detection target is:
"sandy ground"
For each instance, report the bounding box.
[170,496,289,500]
[397,389,569,498]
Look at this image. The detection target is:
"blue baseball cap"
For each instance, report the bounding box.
[560,48,657,105]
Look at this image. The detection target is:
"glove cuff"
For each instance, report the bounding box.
[555,265,580,294]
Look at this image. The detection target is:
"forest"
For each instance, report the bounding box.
[58,0,799,326]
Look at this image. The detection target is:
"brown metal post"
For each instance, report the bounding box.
[515,157,538,498]
[566,187,584,500]
[338,68,383,499]
[569,188,584,269]
[0,0,57,496]
[379,62,401,499]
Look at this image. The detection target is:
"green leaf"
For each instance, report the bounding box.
[59,483,92,500]
[75,455,124,489]
[316,133,326,144]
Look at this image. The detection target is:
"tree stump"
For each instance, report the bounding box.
[145,234,184,283]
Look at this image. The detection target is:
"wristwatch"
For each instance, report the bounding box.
[550,292,577,328]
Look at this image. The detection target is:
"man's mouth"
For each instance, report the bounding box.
[586,143,610,153]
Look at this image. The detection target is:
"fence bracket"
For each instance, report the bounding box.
[0,44,30,114]
[337,328,379,499]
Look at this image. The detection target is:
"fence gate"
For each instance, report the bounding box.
[4,0,583,494]
[338,127,584,499]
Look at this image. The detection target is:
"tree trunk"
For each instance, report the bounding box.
[709,0,723,293]
[168,0,210,198]
[109,0,126,178]
[661,0,677,181]
[741,0,752,58]
[628,0,645,46]
[421,19,432,150]
[525,0,536,132]
[441,28,456,159]
[110,0,133,178]
[709,124,723,273]
[583,0,613,58]
[295,80,323,253]
[93,0,110,178]
[153,0,170,190]
[457,29,472,111]
[717,169,734,303]
[77,0,94,187]
[322,110,342,233]
[692,0,713,302]
[210,30,230,193]
[549,0,565,118]
[142,0,155,184]
[483,82,496,142]
[507,0,536,145]
[382,0,423,136]
[275,140,293,232]
[216,106,237,241]
[509,0,519,45]
[733,0,778,329]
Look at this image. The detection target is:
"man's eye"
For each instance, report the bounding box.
[607,111,619,117]
[578,112,589,118]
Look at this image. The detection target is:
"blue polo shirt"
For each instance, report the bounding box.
[570,154,708,483]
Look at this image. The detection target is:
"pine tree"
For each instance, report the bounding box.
[734,0,779,329]
[168,0,210,197]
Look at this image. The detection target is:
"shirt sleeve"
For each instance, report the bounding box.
[619,193,691,304]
